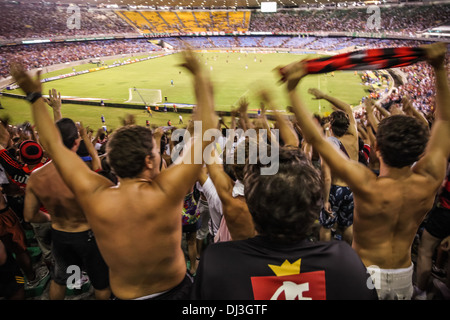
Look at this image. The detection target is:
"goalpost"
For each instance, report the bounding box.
[126,88,162,105]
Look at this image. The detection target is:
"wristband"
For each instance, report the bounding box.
[26,92,42,103]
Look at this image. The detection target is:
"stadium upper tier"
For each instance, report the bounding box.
[0,2,449,40]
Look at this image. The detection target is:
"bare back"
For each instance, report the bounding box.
[352,170,439,269]
[83,180,186,300]
[27,161,90,232]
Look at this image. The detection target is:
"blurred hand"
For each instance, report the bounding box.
[276,59,308,89]
[179,49,201,75]
[423,42,447,69]
[308,88,326,100]
[10,62,42,95]
[153,127,164,140]
[76,121,86,137]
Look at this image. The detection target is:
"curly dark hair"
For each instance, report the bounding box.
[106,125,155,179]
[376,115,430,168]
[243,146,323,243]
[330,110,350,137]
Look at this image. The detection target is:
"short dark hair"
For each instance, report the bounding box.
[330,110,349,137]
[106,125,155,179]
[376,115,429,168]
[76,139,89,157]
[243,146,323,243]
[56,118,79,149]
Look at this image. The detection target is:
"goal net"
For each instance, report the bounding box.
[126,88,162,105]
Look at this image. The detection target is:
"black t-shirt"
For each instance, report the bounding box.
[191,236,378,300]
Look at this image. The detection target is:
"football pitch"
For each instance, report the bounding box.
[1,51,370,130]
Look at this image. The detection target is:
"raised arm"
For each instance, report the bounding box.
[402,95,429,130]
[152,127,164,155]
[364,99,380,132]
[308,87,357,137]
[237,97,253,131]
[413,43,450,182]
[284,65,376,196]
[10,63,113,206]
[77,122,102,172]
[308,88,351,113]
[43,88,62,122]
[260,90,299,147]
[373,101,391,120]
[152,50,217,199]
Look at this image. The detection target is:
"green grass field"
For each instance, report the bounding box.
[1,51,371,131]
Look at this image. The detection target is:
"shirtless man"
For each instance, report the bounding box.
[24,118,110,300]
[279,42,450,299]
[10,50,217,300]
[308,88,359,243]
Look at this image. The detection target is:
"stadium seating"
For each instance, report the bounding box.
[1,3,448,40]
[118,11,153,32]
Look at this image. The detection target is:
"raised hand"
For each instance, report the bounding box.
[75,121,86,137]
[153,126,164,140]
[44,88,62,121]
[179,49,202,75]
[401,95,412,113]
[10,63,42,95]
[237,96,249,113]
[308,88,326,100]
[276,59,308,87]
[44,88,62,111]
[389,104,404,115]
[423,42,447,69]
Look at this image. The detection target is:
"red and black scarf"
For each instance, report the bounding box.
[305,47,426,74]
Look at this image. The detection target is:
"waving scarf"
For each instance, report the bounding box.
[305,47,426,74]
[278,46,427,81]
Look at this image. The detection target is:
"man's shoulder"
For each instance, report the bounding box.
[29,160,55,177]
[204,237,354,257]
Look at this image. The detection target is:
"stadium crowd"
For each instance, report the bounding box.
[249,4,450,35]
[0,3,448,41]
[0,39,162,79]
[0,42,449,302]
[0,2,135,40]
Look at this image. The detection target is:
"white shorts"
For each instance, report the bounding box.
[367,263,414,300]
